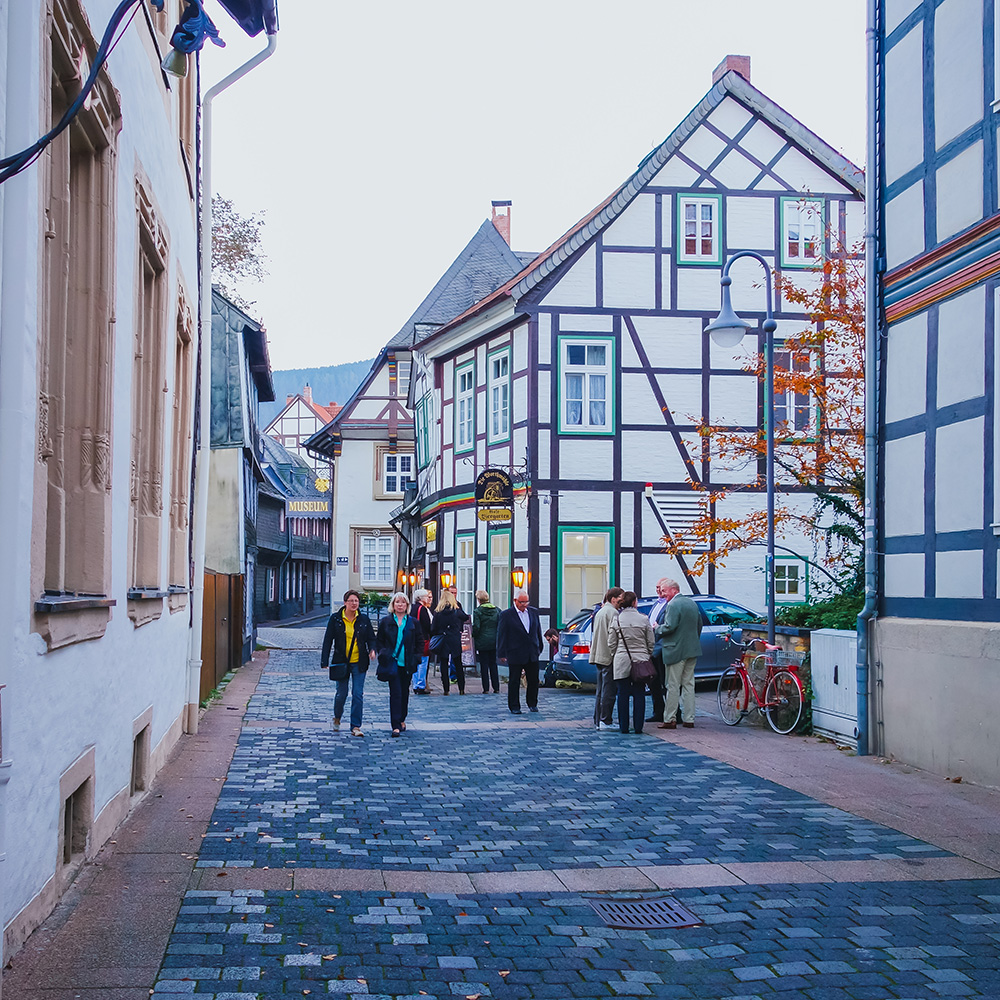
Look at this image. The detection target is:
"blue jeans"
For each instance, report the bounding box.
[334,665,367,729]
[413,655,429,690]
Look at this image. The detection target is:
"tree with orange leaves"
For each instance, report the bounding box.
[663,240,865,594]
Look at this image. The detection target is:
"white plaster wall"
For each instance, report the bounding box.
[936,141,984,242]
[885,0,920,32]
[0,0,199,936]
[603,252,655,310]
[934,0,983,149]
[650,156,698,188]
[885,314,928,423]
[884,23,925,185]
[707,97,753,139]
[676,266,724,312]
[206,449,242,574]
[679,125,727,171]
[885,180,925,268]
[772,147,851,196]
[936,550,983,599]
[621,430,691,484]
[656,373,702,423]
[874,618,1000,786]
[556,490,615,523]
[621,372,669,425]
[659,195,672,249]
[558,438,613,478]
[739,120,785,168]
[727,197,775,251]
[713,149,762,191]
[884,553,925,598]
[937,286,985,406]
[936,417,984,532]
[710,374,758,428]
[628,316,702,368]
[845,200,865,250]
[603,193,655,247]
[537,313,551,364]
[557,313,613,333]
[539,245,596,308]
[883,434,926,537]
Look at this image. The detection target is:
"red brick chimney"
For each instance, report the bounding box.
[303,383,313,404]
[712,54,751,85]
[491,200,511,246]
[286,393,295,405]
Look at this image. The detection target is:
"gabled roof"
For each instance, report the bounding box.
[421,70,865,347]
[304,219,528,458]
[263,392,340,435]
[261,434,328,501]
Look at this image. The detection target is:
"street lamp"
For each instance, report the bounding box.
[704,251,777,644]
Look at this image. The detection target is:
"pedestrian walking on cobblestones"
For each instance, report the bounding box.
[497,591,544,714]
[410,589,433,694]
[608,591,653,734]
[471,590,500,693]
[377,592,419,736]
[431,591,469,694]
[321,589,377,736]
[590,587,624,730]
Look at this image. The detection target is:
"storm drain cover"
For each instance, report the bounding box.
[588,897,701,930]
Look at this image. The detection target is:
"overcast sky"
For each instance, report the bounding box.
[205,0,866,371]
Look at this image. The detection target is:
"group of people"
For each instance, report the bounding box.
[320,586,549,736]
[588,578,703,734]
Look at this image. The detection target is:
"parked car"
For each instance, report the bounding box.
[545,595,761,686]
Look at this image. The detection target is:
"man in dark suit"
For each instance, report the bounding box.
[496,591,544,714]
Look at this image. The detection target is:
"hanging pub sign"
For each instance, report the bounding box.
[476,468,513,522]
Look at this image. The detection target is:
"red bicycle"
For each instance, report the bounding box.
[717,631,805,735]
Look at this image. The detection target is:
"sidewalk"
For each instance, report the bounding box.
[5,640,999,999]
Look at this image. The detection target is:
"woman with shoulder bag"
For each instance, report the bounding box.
[320,589,377,737]
[431,590,469,695]
[376,592,419,736]
[607,591,654,734]
[410,589,433,694]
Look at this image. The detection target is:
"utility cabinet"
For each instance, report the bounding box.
[809,628,857,743]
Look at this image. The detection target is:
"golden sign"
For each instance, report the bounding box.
[478,507,512,522]
[314,477,330,492]
[288,501,329,513]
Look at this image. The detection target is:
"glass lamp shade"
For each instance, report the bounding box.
[511,567,525,589]
[161,47,189,77]
[705,281,752,347]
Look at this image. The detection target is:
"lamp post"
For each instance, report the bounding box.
[704,251,777,645]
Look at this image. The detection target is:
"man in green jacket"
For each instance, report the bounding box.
[654,579,702,729]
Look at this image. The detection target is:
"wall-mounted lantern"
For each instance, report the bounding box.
[511,566,525,590]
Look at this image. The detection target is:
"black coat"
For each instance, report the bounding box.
[497,605,544,664]
[410,602,432,643]
[376,613,419,674]
[321,609,376,670]
[431,605,468,657]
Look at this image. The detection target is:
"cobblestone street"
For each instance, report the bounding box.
[8,636,999,999]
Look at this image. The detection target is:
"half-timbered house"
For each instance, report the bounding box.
[264,385,340,475]
[306,208,530,599]
[875,0,999,783]
[407,58,864,626]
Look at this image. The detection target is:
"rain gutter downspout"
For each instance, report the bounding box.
[856,0,879,756]
[187,28,277,733]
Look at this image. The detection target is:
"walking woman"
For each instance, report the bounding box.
[321,589,377,737]
[471,590,500,693]
[410,589,433,694]
[377,592,419,736]
[607,591,653,734]
[431,590,469,695]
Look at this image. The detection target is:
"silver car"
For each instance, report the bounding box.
[546,595,761,686]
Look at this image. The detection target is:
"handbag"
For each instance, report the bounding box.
[377,619,406,681]
[328,629,358,682]
[617,622,656,684]
[429,633,445,653]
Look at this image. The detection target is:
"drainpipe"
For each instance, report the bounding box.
[856,0,879,756]
[187,28,277,733]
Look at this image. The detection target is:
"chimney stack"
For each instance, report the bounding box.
[491,200,511,246]
[712,54,751,85]
[303,383,312,404]
[286,394,295,405]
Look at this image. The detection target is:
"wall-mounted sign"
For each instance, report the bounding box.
[476,468,514,524]
[475,468,513,504]
[425,521,437,542]
[336,556,349,565]
[288,500,330,514]
[477,507,512,522]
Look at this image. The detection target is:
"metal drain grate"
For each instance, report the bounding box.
[588,897,701,930]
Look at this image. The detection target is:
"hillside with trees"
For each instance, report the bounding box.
[260,361,376,427]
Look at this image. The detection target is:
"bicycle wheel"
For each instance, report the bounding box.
[764,669,803,734]
[717,666,749,725]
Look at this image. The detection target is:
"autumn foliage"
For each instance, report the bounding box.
[663,240,865,592]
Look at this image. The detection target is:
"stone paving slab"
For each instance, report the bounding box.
[153,883,1000,998]
[197,651,953,873]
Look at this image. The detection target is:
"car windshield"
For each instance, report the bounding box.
[698,599,760,626]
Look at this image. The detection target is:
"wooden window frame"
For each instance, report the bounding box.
[677,193,723,265]
[487,347,511,445]
[557,335,615,436]
[454,360,475,455]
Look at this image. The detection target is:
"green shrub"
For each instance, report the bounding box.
[776,592,865,631]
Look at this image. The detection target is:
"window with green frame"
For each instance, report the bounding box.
[487,347,510,443]
[488,528,511,610]
[677,193,723,265]
[415,392,432,469]
[454,362,475,454]
[780,197,824,268]
[557,336,615,435]
[774,557,808,603]
[558,526,613,624]
[456,532,475,611]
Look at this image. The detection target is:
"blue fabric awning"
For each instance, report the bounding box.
[215,0,278,36]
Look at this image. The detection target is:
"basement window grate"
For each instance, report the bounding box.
[588,897,701,930]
